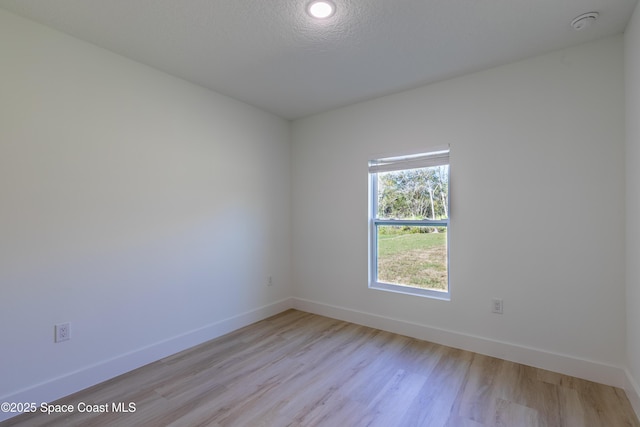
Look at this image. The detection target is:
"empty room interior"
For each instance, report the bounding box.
[2,0,640,425]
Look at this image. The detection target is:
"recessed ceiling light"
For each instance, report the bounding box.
[307,1,336,19]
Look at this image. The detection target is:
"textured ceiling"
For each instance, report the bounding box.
[0,0,637,119]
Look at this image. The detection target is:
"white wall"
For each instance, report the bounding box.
[625,2,640,415]
[0,8,291,415]
[292,36,626,384]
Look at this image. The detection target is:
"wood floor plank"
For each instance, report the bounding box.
[557,386,587,427]
[398,347,474,427]
[365,369,428,427]
[493,398,541,427]
[2,309,638,427]
[456,353,502,424]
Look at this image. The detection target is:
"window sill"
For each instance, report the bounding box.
[369,281,450,301]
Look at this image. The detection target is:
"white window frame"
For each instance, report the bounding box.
[368,148,450,300]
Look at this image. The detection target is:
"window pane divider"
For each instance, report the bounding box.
[374,219,449,226]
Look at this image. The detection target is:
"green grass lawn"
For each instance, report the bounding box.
[377,228,448,291]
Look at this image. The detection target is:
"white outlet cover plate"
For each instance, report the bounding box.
[492,299,503,314]
[55,323,70,342]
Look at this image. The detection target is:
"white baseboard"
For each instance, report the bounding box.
[0,298,294,423]
[625,369,640,421]
[292,297,627,389]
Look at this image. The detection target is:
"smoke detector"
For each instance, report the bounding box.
[571,12,599,31]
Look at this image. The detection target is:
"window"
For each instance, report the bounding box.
[368,148,450,299]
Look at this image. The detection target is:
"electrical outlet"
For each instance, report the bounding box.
[492,298,503,314]
[267,276,273,287]
[55,323,70,342]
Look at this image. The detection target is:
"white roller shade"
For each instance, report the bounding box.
[368,148,449,173]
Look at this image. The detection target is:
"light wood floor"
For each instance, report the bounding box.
[3,309,639,427]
